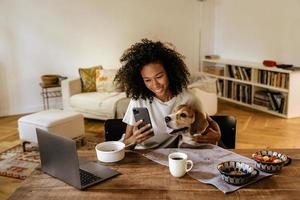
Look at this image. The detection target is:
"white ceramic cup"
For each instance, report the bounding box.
[168,152,193,178]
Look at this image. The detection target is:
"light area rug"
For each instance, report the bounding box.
[0,132,102,180]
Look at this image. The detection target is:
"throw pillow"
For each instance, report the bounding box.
[79,65,102,92]
[95,68,118,92]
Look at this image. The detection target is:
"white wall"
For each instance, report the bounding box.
[0,0,202,116]
[199,0,215,63]
[213,0,300,66]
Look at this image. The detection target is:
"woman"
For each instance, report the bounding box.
[114,39,198,149]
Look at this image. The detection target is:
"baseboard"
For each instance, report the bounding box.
[0,102,63,117]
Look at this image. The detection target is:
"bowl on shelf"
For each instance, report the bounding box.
[41,74,60,86]
[252,150,290,173]
[217,161,259,185]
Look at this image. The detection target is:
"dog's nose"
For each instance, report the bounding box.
[165,116,171,123]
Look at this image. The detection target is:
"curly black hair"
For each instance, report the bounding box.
[114,38,190,101]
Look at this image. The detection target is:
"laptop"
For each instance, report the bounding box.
[36,128,120,190]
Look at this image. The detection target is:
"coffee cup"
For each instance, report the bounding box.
[168,152,193,178]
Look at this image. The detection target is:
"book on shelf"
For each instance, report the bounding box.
[254,90,287,114]
[237,84,241,101]
[241,68,250,81]
[253,98,271,108]
[246,86,251,104]
[254,90,271,108]
[237,67,244,80]
[267,92,279,111]
[230,81,235,100]
[241,85,244,102]
[234,66,242,80]
[227,65,251,81]
[279,93,287,114]
[227,65,234,78]
[258,70,288,89]
[229,81,234,99]
[226,81,251,104]
[216,80,224,96]
[273,93,283,109]
[254,90,269,101]
[203,65,224,76]
[263,71,267,84]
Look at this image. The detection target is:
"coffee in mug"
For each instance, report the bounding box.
[172,157,184,160]
[168,152,193,178]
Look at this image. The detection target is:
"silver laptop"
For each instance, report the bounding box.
[36,128,120,190]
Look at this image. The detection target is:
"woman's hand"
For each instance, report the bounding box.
[124,120,154,147]
[206,116,221,134]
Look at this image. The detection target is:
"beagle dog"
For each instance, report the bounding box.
[165,104,221,148]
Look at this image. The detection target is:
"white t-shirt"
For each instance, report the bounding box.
[122,89,196,149]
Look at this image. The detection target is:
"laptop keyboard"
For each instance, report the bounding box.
[80,169,102,186]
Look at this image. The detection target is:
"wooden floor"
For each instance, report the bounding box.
[217,100,300,149]
[1,100,300,199]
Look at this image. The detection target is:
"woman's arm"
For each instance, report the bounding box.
[124,120,154,149]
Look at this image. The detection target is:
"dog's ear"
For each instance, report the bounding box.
[190,111,209,135]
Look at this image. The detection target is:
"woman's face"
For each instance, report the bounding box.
[141,63,171,102]
[141,63,171,101]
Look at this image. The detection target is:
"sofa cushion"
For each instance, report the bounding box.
[95,68,117,92]
[188,72,217,94]
[79,65,102,92]
[70,92,127,118]
[189,88,217,115]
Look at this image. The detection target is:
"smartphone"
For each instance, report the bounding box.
[133,107,152,129]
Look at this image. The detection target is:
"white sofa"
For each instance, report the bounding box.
[62,78,130,120]
[61,73,218,120]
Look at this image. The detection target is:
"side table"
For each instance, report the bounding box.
[39,83,62,110]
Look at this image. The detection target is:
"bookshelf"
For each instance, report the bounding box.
[202,58,300,118]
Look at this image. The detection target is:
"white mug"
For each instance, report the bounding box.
[168,152,193,178]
